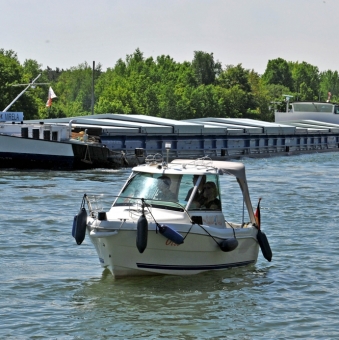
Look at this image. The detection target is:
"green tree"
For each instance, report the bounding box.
[217,64,251,92]
[211,85,248,118]
[290,61,320,101]
[0,50,43,119]
[52,62,102,117]
[262,58,293,90]
[216,64,257,118]
[45,66,64,83]
[22,59,52,119]
[0,49,23,111]
[248,70,273,121]
[191,51,221,86]
[319,70,339,102]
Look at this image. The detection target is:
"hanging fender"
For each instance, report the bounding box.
[72,207,87,245]
[136,214,148,253]
[219,238,238,252]
[257,229,272,262]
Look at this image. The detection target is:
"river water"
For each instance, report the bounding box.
[1,152,339,339]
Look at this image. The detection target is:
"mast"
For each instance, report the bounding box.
[3,74,43,112]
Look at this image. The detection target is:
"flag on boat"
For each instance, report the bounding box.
[254,197,262,229]
[46,87,57,107]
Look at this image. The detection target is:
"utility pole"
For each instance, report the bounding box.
[91,61,95,115]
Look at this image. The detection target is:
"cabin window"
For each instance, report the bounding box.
[293,103,333,113]
[114,172,223,212]
[114,172,184,210]
[184,174,222,211]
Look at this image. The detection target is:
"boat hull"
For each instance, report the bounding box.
[0,134,74,169]
[88,227,259,278]
[0,134,116,170]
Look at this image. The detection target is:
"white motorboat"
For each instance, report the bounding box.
[73,155,272,277]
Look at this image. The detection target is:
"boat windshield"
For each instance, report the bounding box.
[114,172,222,211]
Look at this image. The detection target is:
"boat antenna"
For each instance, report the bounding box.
[3,74,49,112]
[165,143,171,165]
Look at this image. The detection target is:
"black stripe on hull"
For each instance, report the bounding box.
[137,260,255,271]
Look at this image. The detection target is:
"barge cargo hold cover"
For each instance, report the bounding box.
[25,114,339,166]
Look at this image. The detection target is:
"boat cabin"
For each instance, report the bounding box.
[112,158,254,229]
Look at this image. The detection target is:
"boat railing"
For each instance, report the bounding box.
[145,153,163,164]
[83,194,105,217]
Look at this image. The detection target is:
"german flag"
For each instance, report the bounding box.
[254,197,262,229]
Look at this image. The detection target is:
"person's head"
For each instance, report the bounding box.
[203,181,218,199]
[157,175,171,189]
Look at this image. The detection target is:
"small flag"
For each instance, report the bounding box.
[46,87,57,107]
[254,197,262,229]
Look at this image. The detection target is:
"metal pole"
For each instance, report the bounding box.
[91,61,95,115]
[3,74,41,112]
[286,99,289,113]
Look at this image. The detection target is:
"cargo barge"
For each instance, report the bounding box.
[23,110,339,168]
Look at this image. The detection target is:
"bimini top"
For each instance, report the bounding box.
[170,158,247,181]
[131,157,246,180]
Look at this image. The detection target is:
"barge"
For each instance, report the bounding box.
[24,111,339,168]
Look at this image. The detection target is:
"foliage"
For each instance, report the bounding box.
[289,61,320,101]
[1,48,339,122]
[191,51,221,86]
[0,49,23,112]
[248,70,274,121]
[319,70,339,102]
[262,58,293,90]
[52,62,102,118]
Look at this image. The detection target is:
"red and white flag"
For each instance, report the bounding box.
[46,87,57,107]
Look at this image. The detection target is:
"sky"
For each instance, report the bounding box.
[2,0,338,75]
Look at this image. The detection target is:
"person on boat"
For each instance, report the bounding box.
[200,181,221,210]
[185,175,206,208]
[155,175,177,201]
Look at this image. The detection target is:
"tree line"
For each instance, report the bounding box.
[1,48,338,121]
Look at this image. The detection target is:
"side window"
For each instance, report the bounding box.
[200,175,221,210]
[183,174,222,211]
[335,106,339,114]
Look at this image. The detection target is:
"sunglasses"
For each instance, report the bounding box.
[204,186,213,190]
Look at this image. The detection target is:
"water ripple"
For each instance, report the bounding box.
[1,153,339,338]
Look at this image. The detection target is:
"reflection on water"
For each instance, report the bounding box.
[71,266,274,339]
